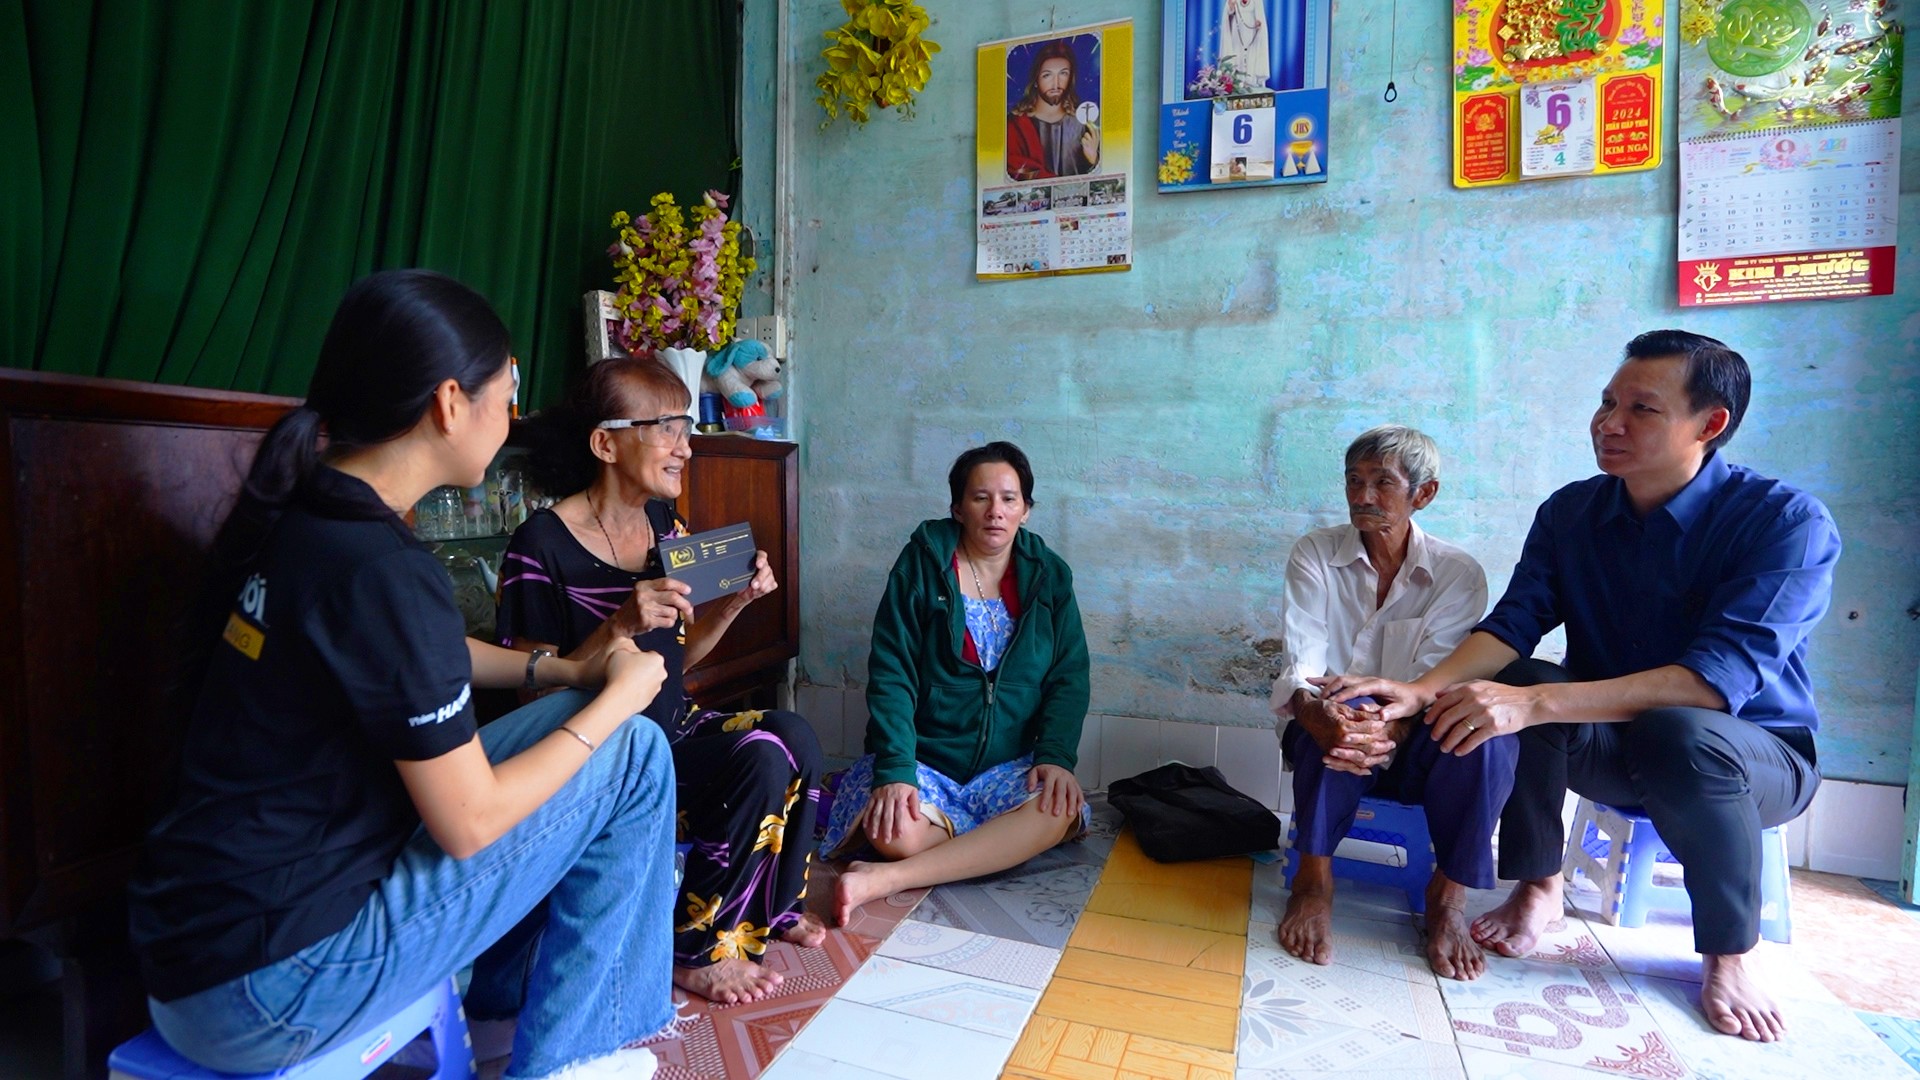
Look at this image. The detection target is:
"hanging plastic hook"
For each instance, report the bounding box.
[1383,0,1400,103]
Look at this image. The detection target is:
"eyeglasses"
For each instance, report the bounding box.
[597,415,695,445]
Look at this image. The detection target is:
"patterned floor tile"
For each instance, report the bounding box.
[913,841,1107,948]
[1436,954,1686,1078]
[837,954,1042,1039]
[879,918,1062,990]
[1236,1033,1467,1080]
[1253,859,1427,929]
[1580,910,1840,1005]
[1239,927,1421,1054]
[1625,973,1916,1080]
[786,998,1014,1079]
[1457,1043,1645,1079]
[756,1048,899,1079]
[623,887,902,1079]
[1246,910,1439,989]
[1245,921,1451,1042]
[1235,1008,1429,1076]
[1855,1011,1920,1075]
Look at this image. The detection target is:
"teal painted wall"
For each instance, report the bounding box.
[744,1,1919,783]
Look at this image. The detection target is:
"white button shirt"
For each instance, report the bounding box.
[1269,522,1488,723]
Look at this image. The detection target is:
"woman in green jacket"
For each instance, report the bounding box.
[825,442,1091,924]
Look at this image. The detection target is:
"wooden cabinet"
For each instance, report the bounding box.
[0,370,297,939]
[676,435,800,709]
[0,368,299,1075]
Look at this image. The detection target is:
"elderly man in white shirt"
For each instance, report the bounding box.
[1269,425,1515,981]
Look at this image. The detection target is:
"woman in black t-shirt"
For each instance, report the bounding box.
[129,271,677,1080]
[499,358,823,1006]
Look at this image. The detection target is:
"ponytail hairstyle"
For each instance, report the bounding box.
[179,270,510,710]
[242,270,512,512]
[521,357,692,498]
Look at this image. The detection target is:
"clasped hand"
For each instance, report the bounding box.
[1311,673,1544,756]
[1298,695,1400,776]
[580,636,668,710]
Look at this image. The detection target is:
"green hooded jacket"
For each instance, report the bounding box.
[864,518,1090,789]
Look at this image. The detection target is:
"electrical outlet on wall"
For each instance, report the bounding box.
[738,315,787,359]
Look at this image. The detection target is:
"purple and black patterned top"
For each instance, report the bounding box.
[497,502,698,738]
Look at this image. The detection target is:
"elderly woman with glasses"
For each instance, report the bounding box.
[497,358,823,1007]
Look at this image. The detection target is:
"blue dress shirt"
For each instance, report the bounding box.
[1475,451,1840,730]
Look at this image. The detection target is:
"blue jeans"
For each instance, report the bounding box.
[148,690,677,1079]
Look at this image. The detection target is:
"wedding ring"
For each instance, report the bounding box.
[1465,722,1479,733]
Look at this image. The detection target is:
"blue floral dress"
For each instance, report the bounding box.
[823,591,1088,854]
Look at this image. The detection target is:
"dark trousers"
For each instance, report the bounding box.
[1283,706,1519,890]
[671,708,824,967]
[1494,659,1820,955]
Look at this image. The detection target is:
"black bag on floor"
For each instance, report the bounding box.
[1107,762,1281,862]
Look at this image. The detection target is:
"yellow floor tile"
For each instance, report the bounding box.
[1120,1033,1236,1072]
[1065,911,1246,976]
[1034,978,1239,1051]
[1053,948,1241,1008]
[1186,935,1246,977]
[1097,830,1254,895]
[1083,878,1250,936]
[1008,1017,1237,1080]
[1008,1016,1070,1072]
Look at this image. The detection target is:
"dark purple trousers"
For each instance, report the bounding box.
[1282,701,1519,889]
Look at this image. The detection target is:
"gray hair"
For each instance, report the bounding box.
[1344,425,1440,489]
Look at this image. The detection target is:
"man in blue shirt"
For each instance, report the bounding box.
[1319,331,1837,1044]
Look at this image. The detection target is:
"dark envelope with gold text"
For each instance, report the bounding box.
[657,523,757,606]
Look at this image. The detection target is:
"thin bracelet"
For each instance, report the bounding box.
[556,724,596,752]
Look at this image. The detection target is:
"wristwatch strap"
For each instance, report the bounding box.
[524,648,556,690]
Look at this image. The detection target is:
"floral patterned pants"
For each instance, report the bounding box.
[669,708,823,968]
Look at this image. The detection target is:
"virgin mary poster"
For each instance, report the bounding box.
[1158,0,1331,192]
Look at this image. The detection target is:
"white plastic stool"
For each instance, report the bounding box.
[1562,798,1792,943]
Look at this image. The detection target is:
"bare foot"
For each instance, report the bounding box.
[1279,884,1336,965]
[1701,953,1785,1041]
[1469,878,1565,958]
[781,911,828,948]
[673,958,783,1005]
[832,861,895,926]
[1422,875,1485,980]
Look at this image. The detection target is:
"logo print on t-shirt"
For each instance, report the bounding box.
[407,683,472,728]
[222,573,269,660]
[238,573,269,625]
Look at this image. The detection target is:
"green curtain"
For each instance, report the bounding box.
[2,0,740,409]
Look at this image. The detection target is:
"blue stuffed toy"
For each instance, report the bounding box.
[702,339,785,409]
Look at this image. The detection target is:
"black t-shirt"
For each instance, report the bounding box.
[129,467,478,1002]
[497,503,693,739]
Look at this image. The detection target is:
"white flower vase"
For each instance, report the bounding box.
[654,347,706,416]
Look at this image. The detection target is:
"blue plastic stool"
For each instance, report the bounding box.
[1562,799,1792,944]
[108,975,475,1080]
[1282,795,1437,914]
